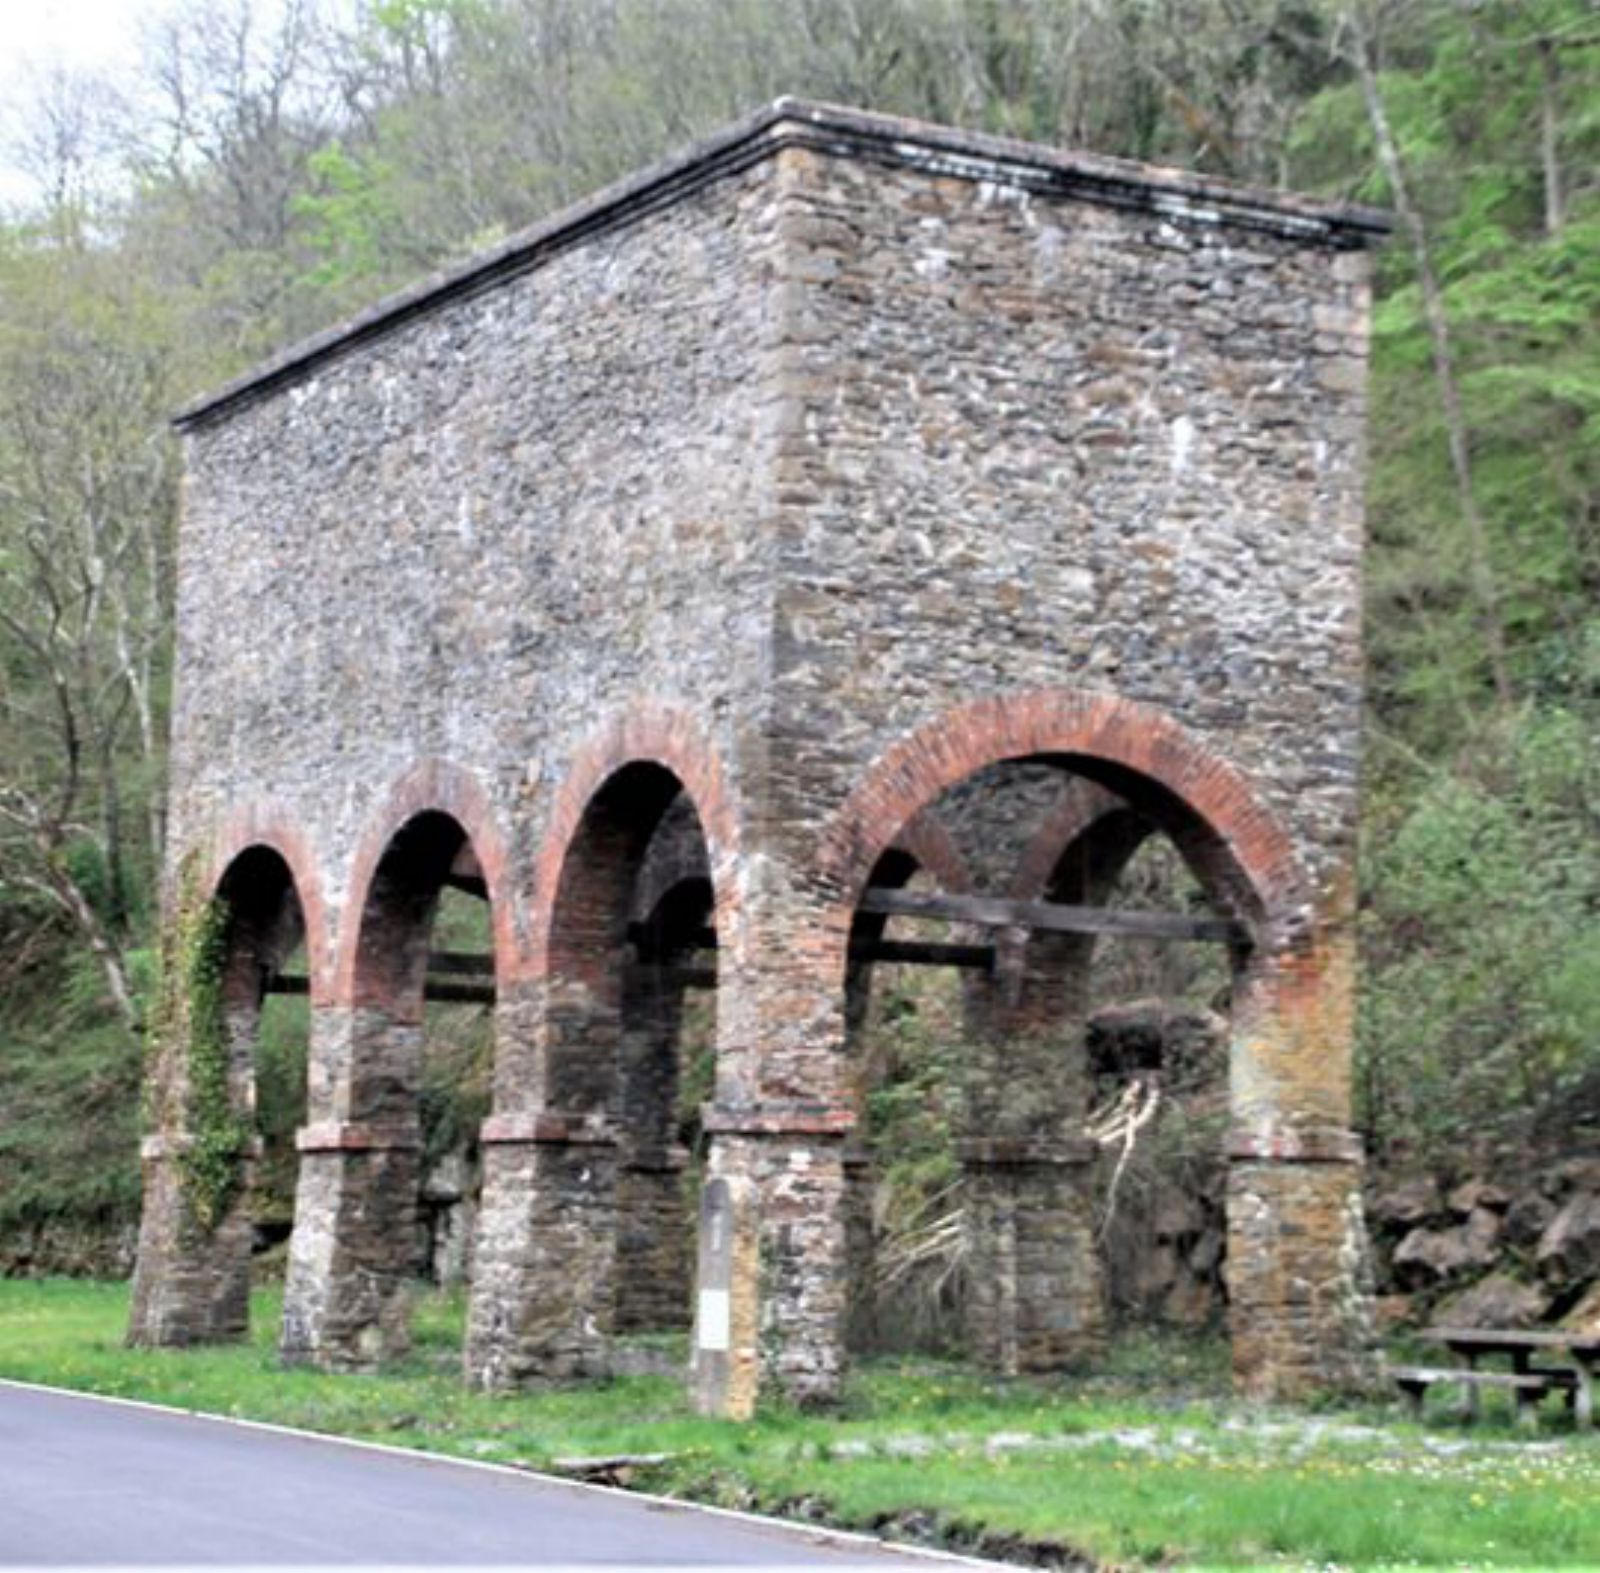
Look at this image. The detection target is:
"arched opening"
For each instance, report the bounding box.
[1069,831,1233,1336]
[211,845,311,1338]
[840,831,977,1355]
[543,763,721,1359]
[283,807,499,1369]
[832,740,1267,1377]
[417,879,495,1294]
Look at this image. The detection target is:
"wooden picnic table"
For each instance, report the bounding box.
[1412,1327,1600,1428]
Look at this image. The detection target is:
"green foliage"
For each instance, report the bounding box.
[419,1007,493,1170]
[1360,706,1600,1165]
[419,886,494,1168]
[294,143,405,291]
[1292,4,1600,1172]
[0,948,143,1263]
[253,994,310,1231]
[861,975,965,1206]
[152,860,249,1231]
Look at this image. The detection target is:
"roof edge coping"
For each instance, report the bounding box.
[175,96,1392,431]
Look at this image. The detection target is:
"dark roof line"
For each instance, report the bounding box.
[175,97,1392,431]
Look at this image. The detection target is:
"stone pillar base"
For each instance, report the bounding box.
[127,1138,255,1348]
[615,1149,691,1333]
[960,1137,1104,1376]
[1226,1132,1380,1399]
[691,1106,852,1417]
[464,1113,619,1389]
[279,1123,420,1371]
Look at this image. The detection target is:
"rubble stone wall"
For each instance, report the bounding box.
[133,100,1386,1411]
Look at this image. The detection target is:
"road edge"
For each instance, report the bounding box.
[0,1375,1020,1570]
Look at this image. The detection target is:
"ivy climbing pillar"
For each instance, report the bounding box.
[128,852,287,1348]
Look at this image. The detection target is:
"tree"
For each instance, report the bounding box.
[0,223,177,1028]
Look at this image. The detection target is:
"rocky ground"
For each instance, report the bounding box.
[1370,1161,1600,1335]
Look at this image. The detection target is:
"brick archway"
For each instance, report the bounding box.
[1007,781,1139,903]
[129,817,328,1352]
[529,703,741,974]
[465,707,740,1386]
[333,759,517,1004]
[816,688,1367,1397]
[205,810,332,998]
[892,809,974,898]
[819,688,1307,951]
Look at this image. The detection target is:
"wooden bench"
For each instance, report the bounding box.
[1391,1363,1578,1428]
[1422,1327,1600,1429]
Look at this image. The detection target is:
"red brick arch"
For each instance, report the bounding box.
[1006,781,1132,902]
[819,689,1307,943]
[333,759,516,1003]
[892,809,974,897]
[204,811,333,996]
[844,810,973,1023]
[528,703,740,974]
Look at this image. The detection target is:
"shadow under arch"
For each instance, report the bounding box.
[283,767,511,1374]
[203,812,333,994]
[818,689,1309,976]
[814,688,1319,1382]
[527,705,740,975]
[332,760,517,1006]
[466,720,739,1390]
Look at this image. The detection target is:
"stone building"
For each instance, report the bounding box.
[128,100,1389,1417]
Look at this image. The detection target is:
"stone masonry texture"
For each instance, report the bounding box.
[130,99,1389,1413]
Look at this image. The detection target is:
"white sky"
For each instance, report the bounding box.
[1,0,149,78]
[0,0,155,204]
[0,0,351,206]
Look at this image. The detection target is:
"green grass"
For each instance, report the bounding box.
[3,1280,1599,1568]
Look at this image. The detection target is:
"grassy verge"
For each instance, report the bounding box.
[3,1279,1598,1568]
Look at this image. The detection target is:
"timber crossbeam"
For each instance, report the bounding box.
[856,887,1246,945]
[263,887,1238,1010]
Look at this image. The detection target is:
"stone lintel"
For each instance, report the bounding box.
[479,1110,618,1146]
[295,1120,422,1153]
[701,1102,856,1137]
[957,1136,1096,1167]
[1226,1127,1363,1164]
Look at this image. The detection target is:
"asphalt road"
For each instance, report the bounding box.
[0,1383,959,1567]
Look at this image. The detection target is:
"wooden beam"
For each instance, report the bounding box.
[851,938,994,971]
[857,887,1245,945]
[423,978,496,1005]
[264,974,496,1005]
[266,898,1223,1009]
[623,940,994,983]
[427,951,494,976]
[445,844,489,901]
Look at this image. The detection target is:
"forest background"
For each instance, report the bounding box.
[0,0,1596,1283]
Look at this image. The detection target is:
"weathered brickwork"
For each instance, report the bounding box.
[131,100,1387,1410]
